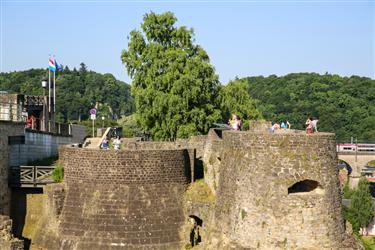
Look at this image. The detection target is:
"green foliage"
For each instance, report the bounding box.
[346,178,374,234]
[117,114,144,138]
[185,179,215,203]
[368,160,375,167]
[122,12,222,140]
[184,243,193,249]
[52,164,64,182]
[343,182,354,199]
[0,64,135,123]
[220,79,262,129]
[241,209,248,220]
[242,73,375,141]
[360,236,375,250]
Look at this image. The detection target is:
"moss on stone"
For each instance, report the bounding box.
[185,180,215,203]
[262,221,266,228]
[302,154,309,162]
[312,154,320,161]
[240,209,247,220]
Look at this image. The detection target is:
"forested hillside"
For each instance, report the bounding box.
[243,73,375,142]
[0,63,135,122]
[1,64,373,142]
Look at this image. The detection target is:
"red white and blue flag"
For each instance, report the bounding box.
[55,60,62,71]
[48,58,56,72]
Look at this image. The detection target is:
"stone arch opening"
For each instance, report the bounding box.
[189,215,203,247]
[338,160,352,175]
[288,180,322,194]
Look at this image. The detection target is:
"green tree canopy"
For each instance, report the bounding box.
[241,73,375,141]
[121,12,222,140]
[220,79,262,128]
[346,177,374,234]
[0,65,135,122]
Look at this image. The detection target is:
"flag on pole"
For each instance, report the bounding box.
[48,58,56,72]
[55,60,62,71]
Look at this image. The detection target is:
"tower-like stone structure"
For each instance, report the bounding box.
[33,147,191,250]
[212,130,346,249]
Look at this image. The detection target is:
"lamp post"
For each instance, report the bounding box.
[102,116,105,128]
[41,80,47,89]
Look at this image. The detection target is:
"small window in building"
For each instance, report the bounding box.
[288,180,322,194]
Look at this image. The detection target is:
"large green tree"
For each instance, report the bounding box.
[346,177,374,234]
[121,12,221,140]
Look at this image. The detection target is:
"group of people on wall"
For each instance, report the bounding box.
[270,120,291,133]
[99,115,319,147]
[227,114,318,134]
[101,136,122,150]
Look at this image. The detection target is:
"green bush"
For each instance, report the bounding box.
[346,178,374,235]
[52,163,64,182]
[343,182,354,199]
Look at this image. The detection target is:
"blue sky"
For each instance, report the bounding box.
[1,0,374,84]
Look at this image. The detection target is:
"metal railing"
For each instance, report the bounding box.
[9,165,56,188]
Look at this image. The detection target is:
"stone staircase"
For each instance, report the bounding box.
[83,127,111,149]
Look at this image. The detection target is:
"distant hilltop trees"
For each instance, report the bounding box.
[242,73,375,142]
[1,66,373,142]
[2,17,374,142]
[0,63,135,122]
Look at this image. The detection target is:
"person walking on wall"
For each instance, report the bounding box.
[113,136,121,150]
[101,138,109,150]
[305,117,314,134]
[228,114,242,131]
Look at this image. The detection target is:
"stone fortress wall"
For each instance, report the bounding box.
[32,147,193,250]
[31,127,356,250]
[0,121,24,249]
[210,130,346,249]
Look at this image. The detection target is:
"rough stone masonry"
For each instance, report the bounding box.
[30,129,359,250]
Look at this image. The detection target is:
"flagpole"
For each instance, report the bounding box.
[53,70,56,113]
[48,67,51,113]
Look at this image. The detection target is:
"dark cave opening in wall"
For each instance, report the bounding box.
[194,159,204,180]
[189,215,203,247]
[288,180,321,194]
